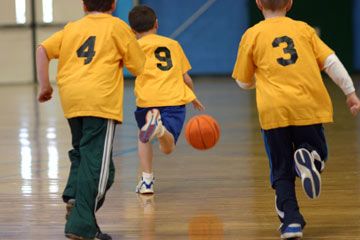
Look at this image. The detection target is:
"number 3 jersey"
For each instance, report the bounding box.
[41,13,145,122]
[135,34,196,108]
[232,17,334,130]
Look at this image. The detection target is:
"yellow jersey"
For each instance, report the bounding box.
[135,34,196,107]
[41,13,145,122]
[232,17,334,130]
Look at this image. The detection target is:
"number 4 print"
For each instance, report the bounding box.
[77,36,96,65]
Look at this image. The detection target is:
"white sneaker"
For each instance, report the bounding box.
[139,109,164,143]
[294,148,321,199]
[135,177,154,194]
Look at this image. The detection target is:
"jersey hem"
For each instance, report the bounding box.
[64,111,122,123]
[136,98,195,108]
[260,117,333,130]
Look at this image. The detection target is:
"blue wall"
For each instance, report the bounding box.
[354,0,360,71]
[113,0,133,23]
[115,0,359,73]
[140,0,249,75]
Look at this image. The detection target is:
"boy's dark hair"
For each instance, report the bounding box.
[260,0,290,11]
[83,0,114,12]
[128,5,157,33]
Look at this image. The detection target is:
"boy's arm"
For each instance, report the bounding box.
[236,79,255,89]
[323,54,360,116]
[123,39,145,76]
[36,46,53,102]
[183,72,205,111]
[232,31,256,90]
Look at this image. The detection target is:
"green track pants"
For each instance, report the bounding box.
[63,117,116,238]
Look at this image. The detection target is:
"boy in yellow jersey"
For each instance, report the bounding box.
[36,0,145,239]
[128,5,204,194]
[232,0,360,239]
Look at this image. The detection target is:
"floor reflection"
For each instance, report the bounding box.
[188,214,224,240]
[137,194,155,240]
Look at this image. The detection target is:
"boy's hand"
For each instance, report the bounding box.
[38,85,53,102]
[192,99,205,111]
[346,92,360,116]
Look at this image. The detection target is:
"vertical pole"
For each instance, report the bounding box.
[31,0,37,83]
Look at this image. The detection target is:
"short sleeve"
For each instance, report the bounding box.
[308,25,334,69]
[177,42,191,74]
[113,22,145,76]
[41,30,64,59]
[232,30,256,83]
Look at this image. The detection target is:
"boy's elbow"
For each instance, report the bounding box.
[236,80,255,90]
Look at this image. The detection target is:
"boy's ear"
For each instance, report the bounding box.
[255,0,263,11]
[111,0,117,12]
[286,0,293,11]
[82,0,88,12]
[154,19,159,30]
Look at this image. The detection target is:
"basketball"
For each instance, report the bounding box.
[185,115,220,150]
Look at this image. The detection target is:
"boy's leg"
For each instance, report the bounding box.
[65,117,116,239]
[135,107,155,194]
[292,124,328,199]
[136,139,155,194]
[157,106,185,153]
[138,139,153,174]
[63,118,82,203]
[158,129,175,154]
[262,128,305,237]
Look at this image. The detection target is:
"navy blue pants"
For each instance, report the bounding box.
[262,124,328,229]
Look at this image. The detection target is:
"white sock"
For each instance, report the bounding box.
[142,172,153,182]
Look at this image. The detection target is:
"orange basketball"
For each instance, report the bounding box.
[185,115,220,150]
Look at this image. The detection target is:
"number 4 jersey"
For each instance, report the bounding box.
[232,17,334,130]
[134,34,196,108]
[41,13,145,122]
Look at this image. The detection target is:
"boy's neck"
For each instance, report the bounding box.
[136,29,157,39]
[86,11,112,15]
[262,9,287,19]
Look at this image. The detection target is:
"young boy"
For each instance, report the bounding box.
[128,5,204,194]
[232,0,360,239]
[36,0,145,239]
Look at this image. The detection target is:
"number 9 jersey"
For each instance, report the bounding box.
[232,17,334,130]
[134,34,196,108]
[41,13,145,123]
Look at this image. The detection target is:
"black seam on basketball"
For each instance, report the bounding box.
[196,118,207,149]
[201,116,219,144]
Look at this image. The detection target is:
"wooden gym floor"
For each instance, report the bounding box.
[0,76,360,240]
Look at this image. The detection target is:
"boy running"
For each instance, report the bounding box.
[128,5,204,194]
[232,0,360,239]
[37,0,145,239]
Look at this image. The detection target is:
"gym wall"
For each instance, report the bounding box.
[0,0,359,84]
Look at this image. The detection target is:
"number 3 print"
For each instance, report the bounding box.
[272,36,298,66]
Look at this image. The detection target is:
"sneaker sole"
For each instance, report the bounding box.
[281,233,303,239]
[281,225,303,239]
[294,149,321,199]
[137,189,154,194]
[139,110,160,143]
